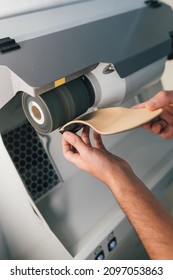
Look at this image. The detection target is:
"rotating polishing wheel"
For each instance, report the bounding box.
[22,77,95,134]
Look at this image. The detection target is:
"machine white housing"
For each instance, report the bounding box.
[0,0,173,260]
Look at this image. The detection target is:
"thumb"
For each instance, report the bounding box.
[63,131,88,154]
[145,91,173,110]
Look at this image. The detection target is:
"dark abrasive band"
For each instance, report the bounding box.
[22,77,94,134]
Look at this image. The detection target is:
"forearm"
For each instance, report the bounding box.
[109,172,173,260]
[62,129,173,259]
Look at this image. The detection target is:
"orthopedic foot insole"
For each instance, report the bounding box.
[59,107,162,135]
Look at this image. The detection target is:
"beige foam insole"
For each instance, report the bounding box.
[59,107,163,135]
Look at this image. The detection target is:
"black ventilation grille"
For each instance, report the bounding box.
[2,122,60,201]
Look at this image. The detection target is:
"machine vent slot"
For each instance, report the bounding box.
[2,122,60,201]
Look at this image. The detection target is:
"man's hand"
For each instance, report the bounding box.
[62,125,173,260]
[134,90,173,139]
[62,126,134,187]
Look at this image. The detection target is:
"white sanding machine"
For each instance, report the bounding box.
[0,0,173,260]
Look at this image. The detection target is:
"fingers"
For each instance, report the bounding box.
[159,110,173,126]
[147,91,173,110]
[93,130,105,149]
[81,126,91,146]
[150,120,168,134]
[142,118,167,133]
[160,125,173,139]
[134,91,173,110]
[134,91,173,111]
[133,102,146,109]
[133,91,173,139]
[62,134,79,163]
[142,109,173,133]
[62,131,89,156]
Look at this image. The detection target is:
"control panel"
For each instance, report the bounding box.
[88,231,117,260]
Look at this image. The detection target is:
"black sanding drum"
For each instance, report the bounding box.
[22,77,95,134]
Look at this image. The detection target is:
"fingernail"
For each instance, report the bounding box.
[63,131,71,140]
[146,100,157,109]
